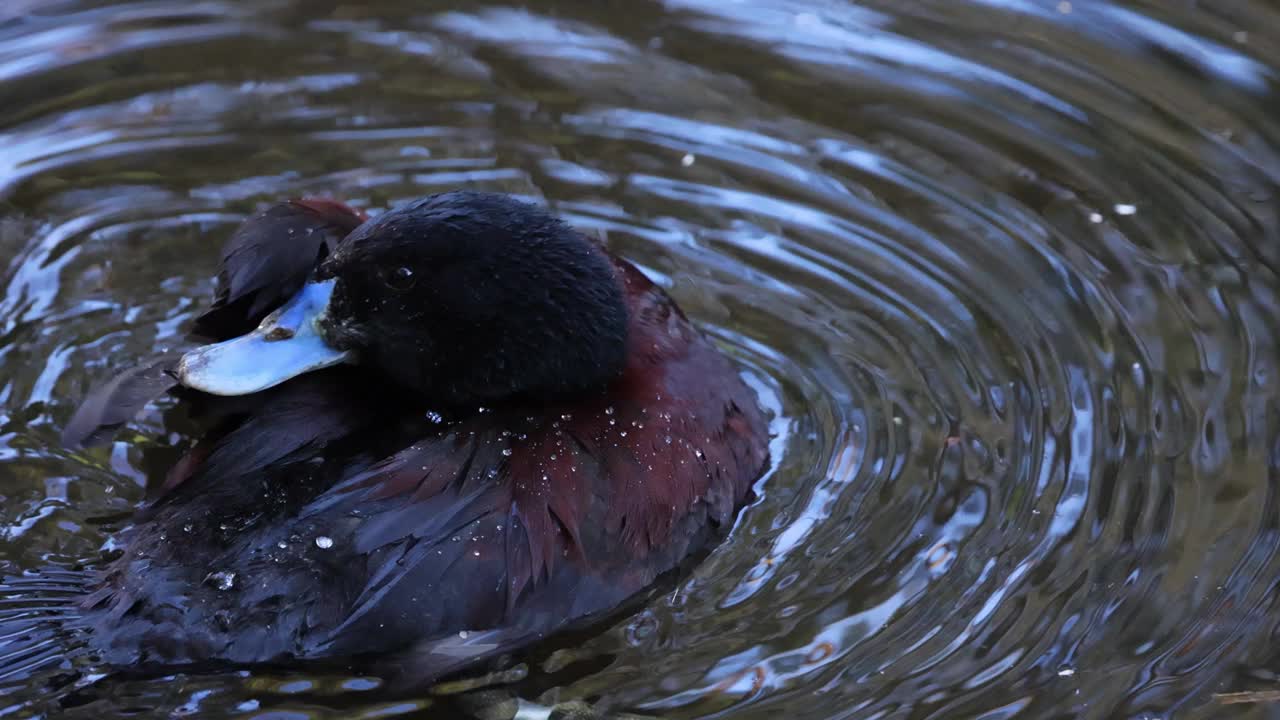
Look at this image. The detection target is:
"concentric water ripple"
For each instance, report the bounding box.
[1,1,1278,718]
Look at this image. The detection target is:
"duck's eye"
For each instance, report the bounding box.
[381,265,416,291]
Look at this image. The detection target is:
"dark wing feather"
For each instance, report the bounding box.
[190,199,365,341]
[61,353,180,448]
[195,375,371,483]
[150,370,385,500]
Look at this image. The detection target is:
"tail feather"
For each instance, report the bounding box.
[0,637,64,681]
[0,569,93,688]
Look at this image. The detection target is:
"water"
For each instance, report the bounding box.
[1,1,1278,717]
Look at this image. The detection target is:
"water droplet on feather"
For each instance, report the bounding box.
[207,571,236,591]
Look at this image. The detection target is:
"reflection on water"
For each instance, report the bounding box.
[1,0,1278,718]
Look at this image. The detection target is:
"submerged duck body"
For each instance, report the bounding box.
[55,192,769,681]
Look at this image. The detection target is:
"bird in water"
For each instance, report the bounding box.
[3,191,769,696]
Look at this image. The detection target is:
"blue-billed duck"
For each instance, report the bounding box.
[32,191,768,685]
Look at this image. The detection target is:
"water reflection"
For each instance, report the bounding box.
[1,0,1278,718]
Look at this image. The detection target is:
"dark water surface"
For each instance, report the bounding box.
[1,1,1279,717]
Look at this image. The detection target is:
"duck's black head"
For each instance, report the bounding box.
[177,192,630,407]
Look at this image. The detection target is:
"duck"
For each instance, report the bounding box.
[40,191,769,685]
